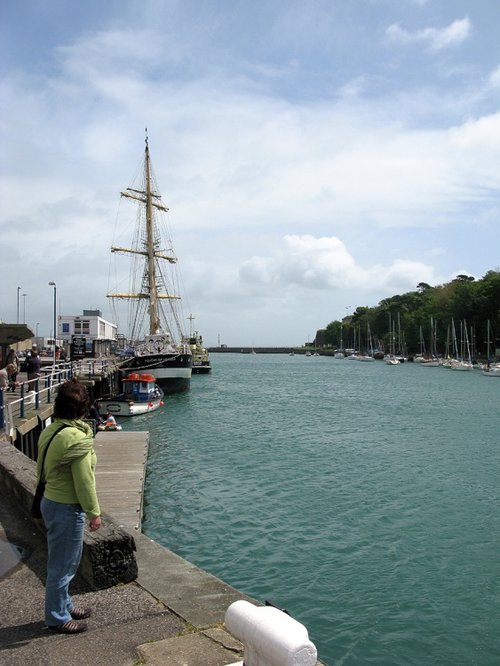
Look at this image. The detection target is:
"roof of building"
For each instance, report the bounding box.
[0,323,35,346]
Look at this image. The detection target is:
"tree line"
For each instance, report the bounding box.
[320,270,500,359]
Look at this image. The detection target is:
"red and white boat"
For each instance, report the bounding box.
[99,373,164,417]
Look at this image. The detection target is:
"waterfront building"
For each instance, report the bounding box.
[59,309,117,357]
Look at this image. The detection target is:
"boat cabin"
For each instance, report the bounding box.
[123,373,161,402]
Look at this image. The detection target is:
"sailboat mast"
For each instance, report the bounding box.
[144,136,160,335]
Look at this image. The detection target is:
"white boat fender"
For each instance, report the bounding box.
[225,599,317,666]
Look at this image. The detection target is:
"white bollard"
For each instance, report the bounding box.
[225,600,317,666]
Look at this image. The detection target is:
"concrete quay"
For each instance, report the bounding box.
[0,432,250,665]
[0,485,247,665]
[0,439,325,666]
[1,370,325,666]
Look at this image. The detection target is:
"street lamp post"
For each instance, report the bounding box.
[17,287,21,324]
[48,282,57,366]
[36,322,40,343]
[22,293,27,324]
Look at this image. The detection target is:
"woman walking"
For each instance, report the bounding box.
[37,378,101,634]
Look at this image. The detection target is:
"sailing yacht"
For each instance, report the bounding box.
[384,314,400,365]
[449,319,473,371]
[482,321,500,376]
[354,323,375,361]
[107,134,192,393]
[419,317,441,367]
[334,323,345,358]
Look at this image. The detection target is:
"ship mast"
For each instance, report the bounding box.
[108,130,181,339]
[144,135,160,334]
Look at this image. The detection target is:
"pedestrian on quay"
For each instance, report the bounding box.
[26,344,42,382]
[36,378,102,634]
[0,363,18,390]
[3,348,19,389]
[88,400,103,429]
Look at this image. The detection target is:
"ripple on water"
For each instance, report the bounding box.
[126,356,500,666]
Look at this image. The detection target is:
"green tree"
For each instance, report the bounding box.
[322,270,500,358]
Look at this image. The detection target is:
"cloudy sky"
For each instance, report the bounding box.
[1,0,499,347]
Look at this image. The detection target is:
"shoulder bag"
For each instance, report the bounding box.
[31,425,70,518]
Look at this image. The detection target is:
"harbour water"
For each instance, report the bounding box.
[121,353,500,665]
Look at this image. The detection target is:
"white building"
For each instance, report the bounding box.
[59,310,117,357]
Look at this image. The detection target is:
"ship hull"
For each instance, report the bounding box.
[121,353,192,394]
[99,395,163,416]
[192,363,212,374]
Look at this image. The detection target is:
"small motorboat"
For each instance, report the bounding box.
[97,422,123,431]
[99,373,165,417]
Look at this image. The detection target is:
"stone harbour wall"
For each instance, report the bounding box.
[0,439,138,589]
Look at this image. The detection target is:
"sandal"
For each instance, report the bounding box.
[70,607,92,620]
[48,620,88,634]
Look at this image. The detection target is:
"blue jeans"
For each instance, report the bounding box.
[41,497,85,626]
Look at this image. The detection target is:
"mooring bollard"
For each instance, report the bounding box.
[225,599,317,666]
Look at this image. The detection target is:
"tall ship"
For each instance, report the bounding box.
[107,133,192,393]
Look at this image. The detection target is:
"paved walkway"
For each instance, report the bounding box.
[93,431,149,531]
[0,390,324,665]
[0,487,245,665]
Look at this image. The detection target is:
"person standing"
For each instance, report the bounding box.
[4,348,19,390]
[37,378,102,634]
[88,400,103,429]
[26,344,42,382]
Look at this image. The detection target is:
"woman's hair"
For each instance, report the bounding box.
[53,378,90,419]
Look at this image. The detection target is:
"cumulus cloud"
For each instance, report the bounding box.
[338,76,368,100]
[489,66,500,88]
[1,4,499,345]
[239,235,354,290]
[386,17,471,51]
[239,235,437,295]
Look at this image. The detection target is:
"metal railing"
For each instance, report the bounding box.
[0,357,121,439]
[0,367,73,438]
[71,357,121,379]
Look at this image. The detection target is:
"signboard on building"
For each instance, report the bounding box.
[71,336,87,360]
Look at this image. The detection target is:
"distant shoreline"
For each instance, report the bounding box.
[208,346,300,354]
